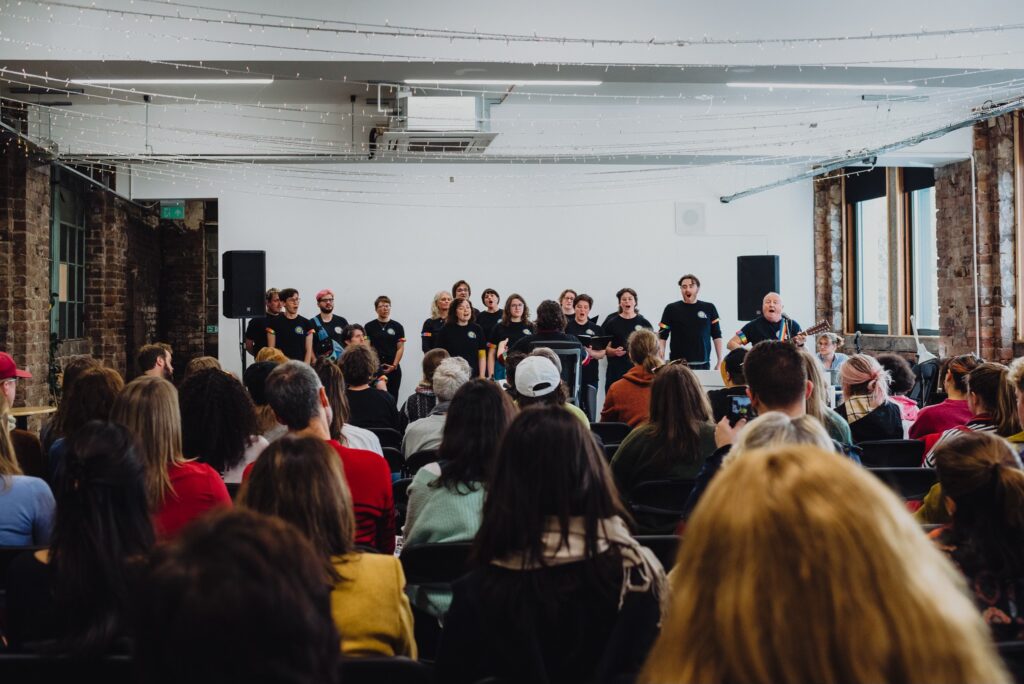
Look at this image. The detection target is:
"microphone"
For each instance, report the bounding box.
[854,331,862,354]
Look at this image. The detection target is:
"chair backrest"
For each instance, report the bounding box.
[909,358,941,408]
[381,446,405,474]
[602,443,619,462]
[635,534,681,571]
[590,422,632,445]
[628,479,696,513]
[0,546,41,584]
[858,439,926,467]
[0,655,135,682]
[339,656,432,684]
[868,467,938,500]
[997,641,1024,684]
[392,477,413,530]
[399,542,473,586]
[369,427,403,450]
[405,449,439,476]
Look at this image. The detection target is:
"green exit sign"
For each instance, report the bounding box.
[160,200,185,220]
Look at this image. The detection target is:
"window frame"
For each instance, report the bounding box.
[50,169,87,341]
[1016,111,1024,341]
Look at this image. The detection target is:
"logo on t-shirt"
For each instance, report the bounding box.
[387,328,395,336]
[585,329,595,335]
[523,329,533,335]
[634,324,644,332]
[334,326,343,334]
[698,311,707,319]
[293,325,303,335]
[468,331,477,339]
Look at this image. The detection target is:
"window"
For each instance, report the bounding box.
[844,166,937,336]
[51,173,86,340]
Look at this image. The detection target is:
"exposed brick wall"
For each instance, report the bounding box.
[158,200,209,382]
[813,173,844,333]
[934,160,975,357]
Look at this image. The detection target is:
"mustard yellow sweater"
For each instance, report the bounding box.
[330,552,417,659]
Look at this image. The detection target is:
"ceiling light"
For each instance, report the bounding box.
[70,78,274,85]
[726,82,915,91]
[404,79,601,87]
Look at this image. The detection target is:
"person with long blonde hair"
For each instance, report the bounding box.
[641,444,1010,684]
[836,353,903,443]
[421,290,454,353]
[111,376,230,538]
[600,329,664,427]
[0,393,55,545]
[797,349,854,446]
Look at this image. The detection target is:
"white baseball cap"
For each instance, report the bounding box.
[514,355,561,398]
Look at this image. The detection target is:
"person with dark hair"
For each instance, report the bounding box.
[40,355,99,454]
[135,509,341,684]
[243,360,286,442]
[487,293,535,380]
[559,289,578,317]
[877,352,919,422]
[910,353,982,439]
[930,431,1024,640]
[477,288,502,340]
[657,274,723,370]
[509,300,590,395]
[726,292,805,349]
[401,348,449,423]
[564,293,606,420]
[6,422,154,654]
[240,437,415,657]
[835,354,903,444]
[341,345,403,432]
[47,366,125,482]
[137,343,173,381]
[267,288,314,364]
[0,393,54,546]
[706,347,749,423]
[311,288,348,362]
[312,358,382,454]
[610,363,716,509]
[435,407,664,684]
[244,288,282,359]
[341,323,367,350]
[602,288,654,390]
[183,356,221,381]
[404,380,516,615]
[178,368,267,483]
[601,329,663,427]
[434,297,488,378]
[364,295,405,398]
[254,361,395,553]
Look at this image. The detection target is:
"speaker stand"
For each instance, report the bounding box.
[238,318,249,373]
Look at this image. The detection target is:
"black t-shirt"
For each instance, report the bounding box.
[476,310,502,339]
[601,313,654,389]
[565,318,604,387]
[736,316,802,346]
[510,330,590,392]
[312,314,349,359]
[658,300,722,364]
[489,320,535,352]
[421,317,445,353]
[244,313,279,357]
[345,387,403,432]
[268,314,315,361]
[434,323,487,375]
[364,319,405,365]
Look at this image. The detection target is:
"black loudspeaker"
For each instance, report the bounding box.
[223,250,266,319]
[737,255,780,321]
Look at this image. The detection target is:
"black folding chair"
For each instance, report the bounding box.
[591,422,632,445]
[858,439,925,468]
[393,477,413,530]
[998,641,1024,684]
[370,427,404,451]
[225,482,242,500]
[635,535,682,571]
[400,542,473,587]
[381,446,405,474]
[909,357,941,408]
[339,656,432,684]
[603,443,620,462]
[627,479,696,534]
[868,467,938,500]
[405,449,439,477]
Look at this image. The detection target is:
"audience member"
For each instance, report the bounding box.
[243,361,286,442]
[640,443,1008,684]
[182,355,221,381]
[515,352,590,427]
[910,353,980,439]
[1007,357,1024,448]
[178,368,267,483]
[878,352,920,423]
[0,351,46,480]
[47,366,125,481]
[421,290,453,353]
[401,348,449,423]
[835,354,903,443]
[930,431,1024,641]
[403,380,515,616]
[135,509,341,684]
[40,355,98,453]
[240,436,415,657]
[312,358,382,454]
[137,343,173,381]
[600,329,663,427]
[255,361,395,553]
[487,293,535,380]
[720,412,834,466]
[436,407,664,684]
[0,393,54,546]
[925,362,1020,465]
[798,349,854,446]
[401,356,472,458]
[254,346,288,365]
[509,300,590,392]
[341,344,404,432]
[706,347,748,423]
[602,288,655,391]
[434,297,487,378]
[611,363,716,502]
[111,376,231,538]
[5,422,154,654]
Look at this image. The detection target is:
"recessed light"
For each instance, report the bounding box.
[404,79,601,87]
[726,82,915,91]
[70,78,274,85]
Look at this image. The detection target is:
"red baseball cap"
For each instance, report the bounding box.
[0,352,31,380]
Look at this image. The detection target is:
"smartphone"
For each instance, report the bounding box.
[728,395,755,426]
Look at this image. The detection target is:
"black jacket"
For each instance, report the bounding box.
[836,400,904,444]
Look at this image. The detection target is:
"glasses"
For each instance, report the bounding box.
[318,298,334,303]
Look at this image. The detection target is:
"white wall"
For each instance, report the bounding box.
[128,162,814,404]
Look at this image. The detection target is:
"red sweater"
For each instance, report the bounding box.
[155,461,232,538]
[908,399,972,440]
[242,439,396,554]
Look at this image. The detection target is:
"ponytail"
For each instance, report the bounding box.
[966,363,1021,437]
[627,329,663,374]
[839,354,890,407]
